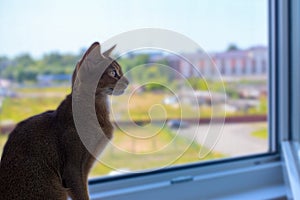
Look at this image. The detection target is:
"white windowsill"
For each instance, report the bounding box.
[88,155,288,200]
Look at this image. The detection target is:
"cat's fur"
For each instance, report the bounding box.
[0,42,129,200]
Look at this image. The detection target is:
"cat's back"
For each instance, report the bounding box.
[0,110,67,200]
[1,110,59,161]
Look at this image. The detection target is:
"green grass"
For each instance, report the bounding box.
[251,127,268,139]
[111,92,202,121]
[1,87,69,123]
[17,86,71,94]
[89,125,224,177]
[1,97,63,122]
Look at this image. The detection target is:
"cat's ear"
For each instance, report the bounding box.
[78,42,103,67]
[72,42,102,87]
[84,42,103,61]
[103,44,117,57]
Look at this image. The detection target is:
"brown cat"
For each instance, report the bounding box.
[0,42,129,200]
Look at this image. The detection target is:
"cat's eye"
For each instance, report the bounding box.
[109,70,117,77]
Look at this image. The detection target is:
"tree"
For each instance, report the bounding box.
[14,54,35,67]
[0,56,10,74]
[226,44,239,52]
[43,52,62,65]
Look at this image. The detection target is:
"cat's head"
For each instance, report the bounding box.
[72,42,129,96]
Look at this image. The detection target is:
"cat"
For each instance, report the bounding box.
[0,42,129,200]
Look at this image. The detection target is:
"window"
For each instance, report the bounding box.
[262,59,267,74]
[231,58,236,74]
[1,0,300,199]
[251,59,257,74]
[199,60,205,75]
[220,59,226,75]
[0,0,269,176]
[241,58,247,74]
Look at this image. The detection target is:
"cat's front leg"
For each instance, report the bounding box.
[63,168,90,200]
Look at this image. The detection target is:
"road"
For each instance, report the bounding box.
[177,122,268,157]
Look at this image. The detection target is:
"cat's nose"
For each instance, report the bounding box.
[123,77,129,85]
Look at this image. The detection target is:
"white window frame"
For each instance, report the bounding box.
[88,1,300,199]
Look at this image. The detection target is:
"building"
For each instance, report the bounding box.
[211,46,268,79]
[160,46,268,80]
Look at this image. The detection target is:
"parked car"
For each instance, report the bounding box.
[167,120,189,129]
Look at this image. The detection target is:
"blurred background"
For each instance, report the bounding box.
[0,0,268,177]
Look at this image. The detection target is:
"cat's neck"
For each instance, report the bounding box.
[56,93,111,129]
[94,94,110,127]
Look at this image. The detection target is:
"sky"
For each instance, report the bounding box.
[0,0,268,58]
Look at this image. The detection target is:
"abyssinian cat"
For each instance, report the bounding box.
[0,42,129,200]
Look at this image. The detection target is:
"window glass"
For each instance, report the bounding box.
[0,0,269,177]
